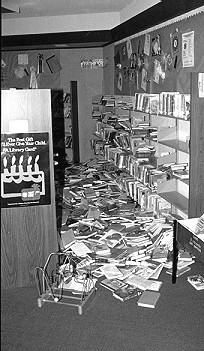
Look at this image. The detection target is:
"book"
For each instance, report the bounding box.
[70,241,92,257]
[152,246,168,262]
[100,229,123,248]
[137,290,161,308]
[100,264,124,280]
[94,243,111,255]
[100,278,127,292]
[116,266,135,280]
[61,228,76,249]
[172,169,189,180]
[148,280,163,291]
[108,247,128,261]
[195,214,204,234]
[125,274,157,290]
[164,259,195,269]
[178,249,193,261]
[142,259,163,279]
[113,285,142,302]
[187,274,204,290]
[58,277,97,293]
[84,187,97,199]
[166,265,191,277]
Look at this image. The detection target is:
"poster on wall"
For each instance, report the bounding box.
[1,132,51,208]
[198,73,204,98]
[182,31,194,67]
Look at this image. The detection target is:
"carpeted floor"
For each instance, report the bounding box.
[1,260,204,351]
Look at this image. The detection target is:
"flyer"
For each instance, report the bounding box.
[1,132,51,208]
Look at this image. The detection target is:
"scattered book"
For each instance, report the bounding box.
[178,249,193,261]
[69,241,92,257]
[126,274,157,291]
[148,280,163,291]
[100,278,127,292]
[195,214,204,234]
[187,274,204,290]
[172,169,189,180]
[113,285,142,302]
[166,265,191,277]
[58,277,97,293]
[94,243,111,256]
[100,264,124,280]
[137,290,161,308]
[164,259,195,269]
[142,259,163,279]
[61,228,76,249]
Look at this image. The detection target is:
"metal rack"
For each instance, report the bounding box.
[35,252,96,315]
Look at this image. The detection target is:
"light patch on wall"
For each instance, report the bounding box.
[9,120,28,133]
[81,59,104,69]
[18,54,28,65]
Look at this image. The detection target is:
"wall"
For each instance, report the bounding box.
[1,47,104,163]
[1,49,61,90]
[60,48,104,163]
[113,10,204,95]
[103,44,115,95]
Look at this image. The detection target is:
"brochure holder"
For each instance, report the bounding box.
[35,252,96,315]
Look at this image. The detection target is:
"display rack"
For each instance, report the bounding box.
[35,252,97,315]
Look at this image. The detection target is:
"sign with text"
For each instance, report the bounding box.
[1,132,51,208]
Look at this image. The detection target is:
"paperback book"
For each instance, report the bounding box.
[137,290,161,308]
[113,285,142,302]
[125,274,158,290]
[187,274,204,290]
[100,264,124,280]
[100,278,127,292]
[166,265,191,277]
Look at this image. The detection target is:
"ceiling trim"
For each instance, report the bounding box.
[1,0,204,51]
[111,0,204,42]
[1,30,113,51]
[114,6,204,45]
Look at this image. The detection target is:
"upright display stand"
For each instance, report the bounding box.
[189,72,204,218]
[1,89,58,288]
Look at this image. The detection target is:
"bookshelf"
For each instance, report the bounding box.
[51,90,72,165]
[92,72,204,219]
[51,81,80,165]
[151,110,190,219]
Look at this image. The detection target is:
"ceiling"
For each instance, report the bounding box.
[2,0,204,50]
[1,0,137,17]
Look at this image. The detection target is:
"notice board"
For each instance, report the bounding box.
[114,11,204,95]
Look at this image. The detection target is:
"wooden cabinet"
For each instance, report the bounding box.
[1,89,58,288]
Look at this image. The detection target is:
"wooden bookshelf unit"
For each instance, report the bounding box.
[92,72,204,220]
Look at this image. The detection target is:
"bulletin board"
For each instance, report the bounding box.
[114,11,204,95]
[1,49,61,90]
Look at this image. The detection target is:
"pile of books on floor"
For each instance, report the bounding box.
[58,158,196,308]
